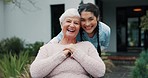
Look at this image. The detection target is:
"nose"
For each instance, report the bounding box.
[85,21,90,26]
[70,22,75,27]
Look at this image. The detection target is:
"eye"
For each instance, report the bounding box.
[66,20,71,23]
[88,17,94,21]
[80,18,85,22]
[74,22,79,25]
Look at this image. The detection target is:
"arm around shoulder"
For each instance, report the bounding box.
[49,31,63,43]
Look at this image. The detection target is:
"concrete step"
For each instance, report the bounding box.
[103,52,140,65]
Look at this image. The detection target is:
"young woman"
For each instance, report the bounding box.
[77,3,111,56]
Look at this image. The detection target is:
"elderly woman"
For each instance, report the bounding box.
[30,8,105,78]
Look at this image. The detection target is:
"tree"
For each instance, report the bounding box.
[140,11,148,30]
[140,10,148,50]
[4,0,40,13]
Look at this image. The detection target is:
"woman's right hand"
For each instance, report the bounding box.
[63,44,76,57]
[63,48,72,57]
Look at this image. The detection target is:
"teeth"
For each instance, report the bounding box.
[67,29,75,32]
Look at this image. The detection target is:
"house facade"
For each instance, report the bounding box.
[0,0,148,52]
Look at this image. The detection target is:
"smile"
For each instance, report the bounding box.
[85,26,92,30]
[67,29,75,32]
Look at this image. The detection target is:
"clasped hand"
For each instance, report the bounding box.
[63,44,75,57]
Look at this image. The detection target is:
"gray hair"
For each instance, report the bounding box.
[59,8,80,25]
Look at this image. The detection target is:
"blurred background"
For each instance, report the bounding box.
[0,0,148,78]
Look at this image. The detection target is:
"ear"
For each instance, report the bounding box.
[61,26,63,29]
[60,22,63,29]
[97,17,99,21]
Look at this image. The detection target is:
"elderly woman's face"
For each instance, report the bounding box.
[61,16,80,39]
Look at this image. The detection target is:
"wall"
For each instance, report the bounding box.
[0,0,4,40]
[3,0,148,52]
[4,0,94,44]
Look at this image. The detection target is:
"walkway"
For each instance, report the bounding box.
[104,65,134,78]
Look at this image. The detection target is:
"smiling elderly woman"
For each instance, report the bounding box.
[30,8,105,78]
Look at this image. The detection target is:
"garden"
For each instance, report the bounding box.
[0,37,44,78]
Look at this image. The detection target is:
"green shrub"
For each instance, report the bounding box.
[0,36,44,78]
[132,50,148,78]
[18,64,31,78]
[25,41,44,56]
[0,51,30,78]
[0,36,24,55]
[140,11,148,30]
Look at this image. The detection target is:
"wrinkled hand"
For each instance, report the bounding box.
[63,44,76,57]
[63,49,72,57]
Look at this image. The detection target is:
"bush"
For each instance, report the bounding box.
[0,51,30,78]
[132,50,148,78]
[0,37,44,56]
[0,36,24,55]
[0,37,44,78]
[25,41,44,56]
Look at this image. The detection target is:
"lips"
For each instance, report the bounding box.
[85,26,92,30]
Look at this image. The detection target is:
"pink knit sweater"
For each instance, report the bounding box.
[30,41,105,78]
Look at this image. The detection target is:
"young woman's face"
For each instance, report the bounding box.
[61,16,80,39]
[80,11,98,35]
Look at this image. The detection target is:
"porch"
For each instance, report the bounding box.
[103,52,140,78]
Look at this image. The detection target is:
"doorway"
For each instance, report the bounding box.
[116,6,148,52]
[50,4,65,38]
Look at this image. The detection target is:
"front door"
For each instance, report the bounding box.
[116,6,148,52]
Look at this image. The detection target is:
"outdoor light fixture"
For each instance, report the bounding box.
[133,8,142,12]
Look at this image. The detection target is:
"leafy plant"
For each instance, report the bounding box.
[140,11,148,50]
[18,64,31,78]
[140,10,148,30]
[4,0,12,3]
[0,51,30,78]
[132,50,148,78]
[25,41,44,56]
[0,36,43,78]
[0,36,25,55]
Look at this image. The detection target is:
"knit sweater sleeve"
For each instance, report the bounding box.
[30,44,67,78]
[72,41,106,77]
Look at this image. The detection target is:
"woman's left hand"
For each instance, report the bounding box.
[63,44,76,57]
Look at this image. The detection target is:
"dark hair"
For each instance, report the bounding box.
[78,3,100,18]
